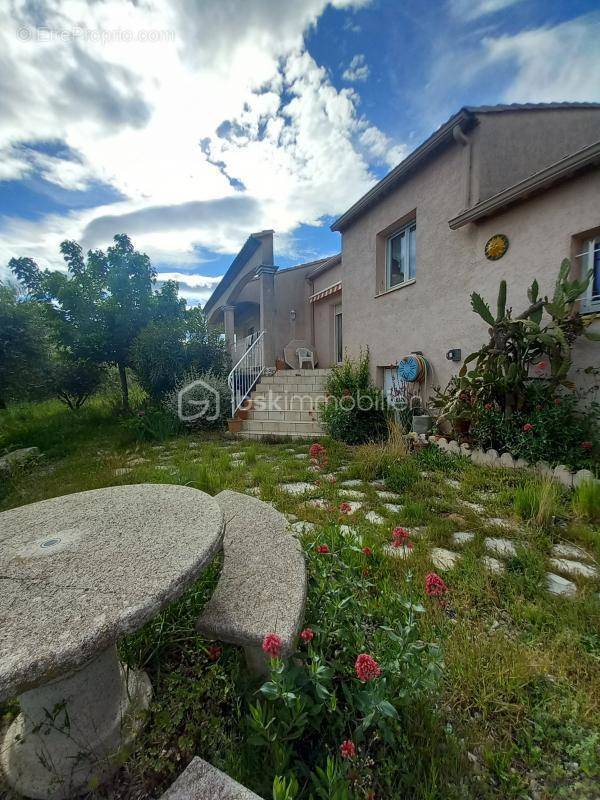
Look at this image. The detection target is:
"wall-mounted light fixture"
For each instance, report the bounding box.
[446,348,461,362]
[290,309,297,321]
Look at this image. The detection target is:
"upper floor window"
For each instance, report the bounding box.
[579,238,600,314]
[386,221,416,289]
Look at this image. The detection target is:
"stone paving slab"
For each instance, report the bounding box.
[546,572,577,597]
[290,521,316,535]
[340,479,363,487]
[484,537,518,558]
[280,482,316,495]
[549,558,598,579]
[382,503,404,513]
[365,511,384,525]
[338,489,365,499]
[452,531,475,545]
[431,547,462,570]
[341,501,362,514]
[383,543,414,559]
[376,490,401,500]
[460,501,485,513]
[482,555,505,575]
[487,517,514,530]
[551,543,592,561]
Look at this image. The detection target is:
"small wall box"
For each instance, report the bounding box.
[446,348,461,362]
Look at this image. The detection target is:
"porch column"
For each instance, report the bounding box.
[223,304,235,356]
[257,266,277,368]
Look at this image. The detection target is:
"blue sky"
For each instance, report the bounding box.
[1,0,599,303]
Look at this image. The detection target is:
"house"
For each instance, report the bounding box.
[204,103,600,436]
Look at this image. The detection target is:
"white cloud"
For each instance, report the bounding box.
[448,0,523,21]
[342,53,370,82]
[482,13,600,102]
[1,0,404,276]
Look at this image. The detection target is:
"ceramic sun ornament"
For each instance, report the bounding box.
[485,233,509,260]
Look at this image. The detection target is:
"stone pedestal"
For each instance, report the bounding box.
[1,646,151,800]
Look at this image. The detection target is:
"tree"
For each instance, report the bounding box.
[9,235,182,411]
[0,283,51,408]
[50,354,105,410]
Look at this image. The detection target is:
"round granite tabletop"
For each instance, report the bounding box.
[0,484,224,701]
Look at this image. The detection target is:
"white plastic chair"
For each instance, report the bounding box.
[296,347,315,369]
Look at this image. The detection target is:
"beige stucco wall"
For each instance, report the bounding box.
[340,138,600,395]
[269,264,314,362]
[311,261,342,367]
[470,108,600,203]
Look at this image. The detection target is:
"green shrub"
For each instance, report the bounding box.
[573,480,600,523]
[513,479,562,528]
[123,407,182,442]
[384,458,420,493]
[164,369,230,430]
[470,388,599,471]
[320,350,389,445]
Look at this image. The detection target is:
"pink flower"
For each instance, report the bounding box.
[340,740,356,759]
[207,645,221,661]
[425,573,448,598]
[315,544,330,554]
[362,546,373,556]
[262,633,282,659]
[392,527,409,544]
[484,403,494,411]
[300,628,314,642]
[362,568,370,577]
[339,502,351,514]
[581,441,593,450]
[355,653,381,682]
[522,423,534,432]
[309,443,325,458]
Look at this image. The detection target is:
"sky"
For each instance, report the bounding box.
[1,0,599,305]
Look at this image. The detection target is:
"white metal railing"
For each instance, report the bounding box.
[228,330,266,418]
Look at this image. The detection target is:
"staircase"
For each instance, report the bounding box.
[234,369,330,439]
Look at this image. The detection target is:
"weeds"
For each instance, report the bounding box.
[573,480,600,523]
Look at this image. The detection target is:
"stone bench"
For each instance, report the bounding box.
[160,757,263,799]
[196,490,306,675]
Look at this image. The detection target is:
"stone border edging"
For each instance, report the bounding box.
[426,435,598,489]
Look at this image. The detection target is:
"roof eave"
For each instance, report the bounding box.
[307,253,342,280]
[448,139,600,230]
[331,108,476,233]
[203,235,262,316]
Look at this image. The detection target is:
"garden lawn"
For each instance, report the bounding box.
[1,398,599,799]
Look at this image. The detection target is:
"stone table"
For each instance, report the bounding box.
[0,484,224,800]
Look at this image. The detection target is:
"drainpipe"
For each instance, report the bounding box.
[453,123,472,210]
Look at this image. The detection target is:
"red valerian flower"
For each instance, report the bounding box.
[362,568,370,577]
[309,442,325,458]
[391,526,409,544]
[362,546,373,556]
[315,544,330,554]
[484,402,494,411]
[522,423,534,432]
[300,628,314,642]
[262,633,282,658]
[581,441,593,450]
[355,653,381,682]
[339,502,352,514]
[340,740,356,759]
[207,645,221,661]
[425,572,448,598]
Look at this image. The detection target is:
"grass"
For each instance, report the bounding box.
[1,397,599,799]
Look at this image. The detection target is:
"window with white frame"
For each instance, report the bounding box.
[579,238,600,313]
[386,221,416,289]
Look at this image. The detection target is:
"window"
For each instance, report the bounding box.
[334,303,343,363]
[579,238,600,313]
[386,221,416,289]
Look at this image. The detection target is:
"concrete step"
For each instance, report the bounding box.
[251,394,326,412]
[238,431,324,440]
[242,419,324,434]
[275,368,330,377]
[258,379,327,390]
[250,410,320,423]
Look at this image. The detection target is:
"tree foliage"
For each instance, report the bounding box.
[9,235,184,410]
[0,283,51,407]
